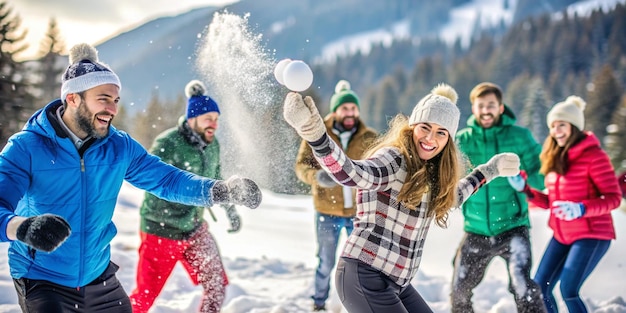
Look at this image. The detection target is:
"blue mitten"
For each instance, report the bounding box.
[507,174,527,192]
[552,201,585,221]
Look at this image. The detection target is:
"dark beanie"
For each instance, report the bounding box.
[185,80,220,118]
[61,43,121,101]
[329,80,360,113]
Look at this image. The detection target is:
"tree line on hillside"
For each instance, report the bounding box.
[311,4,626,172]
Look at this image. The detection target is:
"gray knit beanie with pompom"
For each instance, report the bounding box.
[409,83,461,136]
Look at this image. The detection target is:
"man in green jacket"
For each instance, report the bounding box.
[451,82,547,313]
[130,80,240,313]
[295,80,377,311]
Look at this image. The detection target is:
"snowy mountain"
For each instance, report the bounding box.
[93,0,623,112]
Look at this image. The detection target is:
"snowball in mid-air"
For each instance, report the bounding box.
[273,58,292,85]
[282,60,313,92]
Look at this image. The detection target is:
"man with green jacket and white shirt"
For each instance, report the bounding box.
[451,82,547,313]
[130,80,240,313]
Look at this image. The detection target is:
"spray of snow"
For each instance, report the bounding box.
[194,11,299,191]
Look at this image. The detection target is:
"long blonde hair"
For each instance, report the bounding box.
[363,114,462,227]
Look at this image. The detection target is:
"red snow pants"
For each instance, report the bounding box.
[130,222,228,313]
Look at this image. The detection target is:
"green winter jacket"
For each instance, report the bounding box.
[139,116,221,239]
[455,105,544,236]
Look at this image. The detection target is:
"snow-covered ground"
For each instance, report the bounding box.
[0,182,624,313]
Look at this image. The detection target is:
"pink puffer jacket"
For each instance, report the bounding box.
[528,132,621,244]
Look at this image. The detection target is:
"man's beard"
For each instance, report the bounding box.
[200,129,214,143]
[192,121,214,144]
[478,114,499,128]
[339,116,357,130]
[75,100,110,139]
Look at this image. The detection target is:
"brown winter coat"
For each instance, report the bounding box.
[295,115,377,217]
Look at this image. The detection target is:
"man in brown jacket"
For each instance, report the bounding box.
[295,80,377,311]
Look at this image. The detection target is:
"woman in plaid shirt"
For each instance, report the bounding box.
[283,83,520,313]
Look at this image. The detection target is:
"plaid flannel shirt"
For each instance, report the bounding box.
[310,134,487,287]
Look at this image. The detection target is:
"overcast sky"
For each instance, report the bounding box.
[8,0,239,61]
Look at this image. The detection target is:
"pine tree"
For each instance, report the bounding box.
[35,17,65,102]
[585,65,623,141]
[504,72,532,116]
[519,77,549,142]
[112,103,130,132]
[0,1,32,147]
[132,92,185,149]
[604,96,626,172]
[131,95,160,149]
[369,77,399,131]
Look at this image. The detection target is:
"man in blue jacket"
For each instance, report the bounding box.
[0,43,262,313]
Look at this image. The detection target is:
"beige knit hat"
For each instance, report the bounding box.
[546,96,586,130]
[409,83,460,136]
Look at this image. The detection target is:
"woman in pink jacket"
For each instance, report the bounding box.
[508,96,621,313]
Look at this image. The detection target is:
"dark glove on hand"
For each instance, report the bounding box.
[223,205,241,233]
[16,214,71,252]
[212,176,262,209]
[316,170,337,188]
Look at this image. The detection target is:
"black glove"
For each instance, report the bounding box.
[212,176,262,209]
[16,214,71,252]
[316,170,337,188]
[223,205,241,233]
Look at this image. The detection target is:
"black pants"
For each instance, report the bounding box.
[13,262,132,313]
[450,226,547,313]
[335,257,432,313]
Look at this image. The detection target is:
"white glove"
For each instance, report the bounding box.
[477,153,520,181]
[283,92,326,142]
[552,201,585,221]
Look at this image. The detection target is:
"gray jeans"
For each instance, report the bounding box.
[335,257,433,313]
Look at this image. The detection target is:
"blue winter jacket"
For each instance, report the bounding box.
[0,100,217,287]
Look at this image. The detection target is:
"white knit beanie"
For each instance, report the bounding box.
[409,83,460,136]
[60,43,121,101]
[546,95,586,130]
